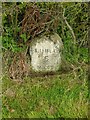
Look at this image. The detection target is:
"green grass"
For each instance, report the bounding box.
[2,65,88,118]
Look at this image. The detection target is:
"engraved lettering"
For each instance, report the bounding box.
[44,56,48,61]
[35,48,37,52]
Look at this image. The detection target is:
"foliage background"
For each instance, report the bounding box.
[2,2,88,63]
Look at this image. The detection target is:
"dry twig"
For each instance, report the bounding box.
[62,6,76,45]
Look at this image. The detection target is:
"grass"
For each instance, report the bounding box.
[2,64,88,118]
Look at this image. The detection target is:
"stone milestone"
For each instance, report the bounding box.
[30,33,63,72]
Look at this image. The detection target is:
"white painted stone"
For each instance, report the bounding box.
[30,33,63,72]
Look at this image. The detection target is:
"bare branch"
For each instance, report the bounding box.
[62,7,76,45]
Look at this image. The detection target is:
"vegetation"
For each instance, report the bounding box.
[2,2,88,118]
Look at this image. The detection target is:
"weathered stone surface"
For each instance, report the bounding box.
[30,33,63,72]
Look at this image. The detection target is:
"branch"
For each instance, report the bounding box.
[62,7,76,45]
[79,31,88,48]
